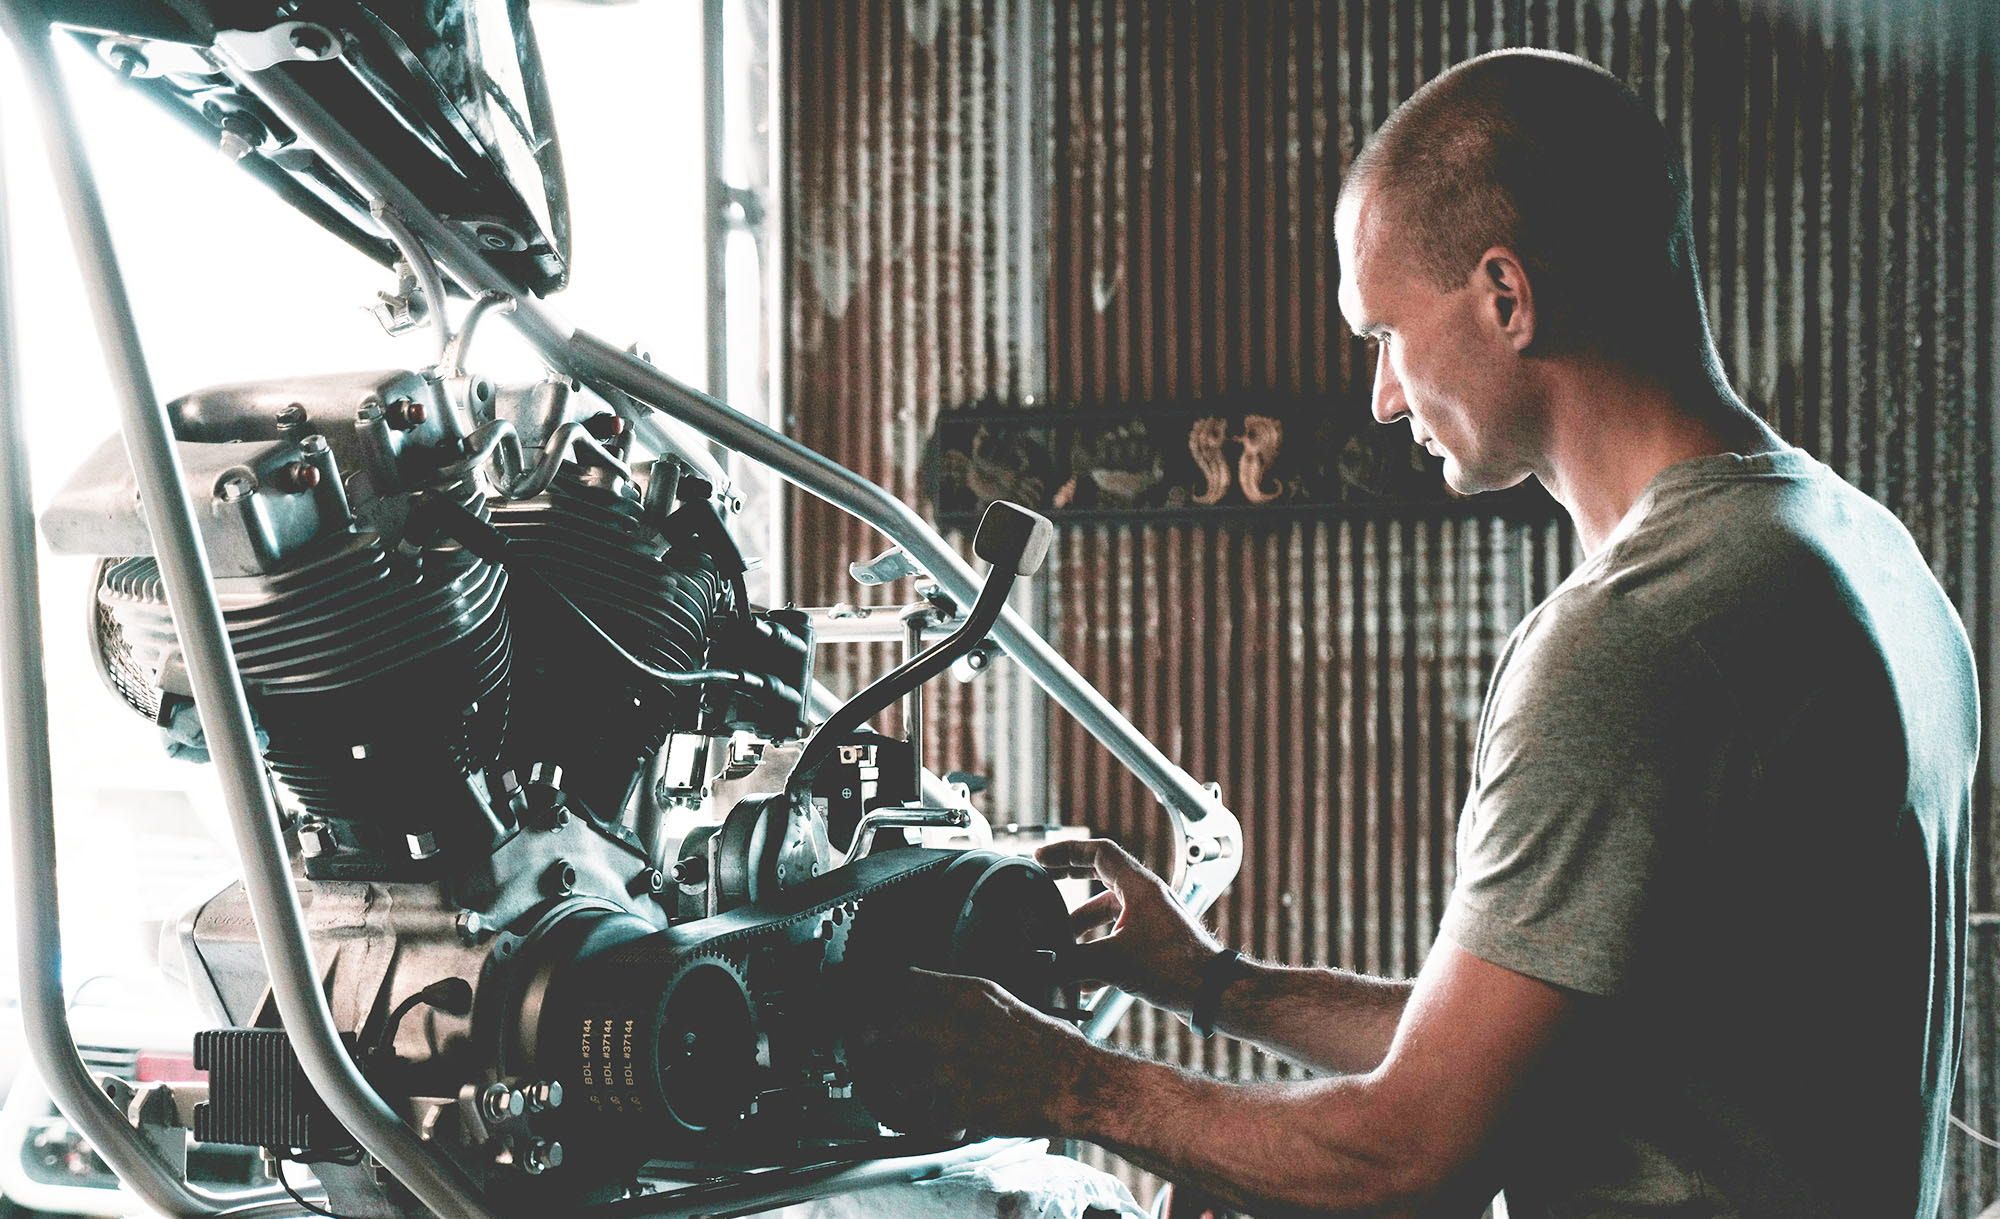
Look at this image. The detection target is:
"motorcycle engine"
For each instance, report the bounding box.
[45,366,1073,1213]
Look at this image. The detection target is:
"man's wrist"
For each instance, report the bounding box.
[1043,1034,1163,1145]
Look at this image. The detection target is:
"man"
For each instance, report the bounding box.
[865,48,1978,1218]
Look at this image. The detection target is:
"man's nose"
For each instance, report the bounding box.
[1369,341,1406,425]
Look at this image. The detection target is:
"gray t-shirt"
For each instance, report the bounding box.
[1438,447,1978,1218]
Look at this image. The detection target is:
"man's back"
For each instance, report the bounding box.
[1442,447,1978,1217]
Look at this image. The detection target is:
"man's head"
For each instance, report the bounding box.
[1335,49,1721,494]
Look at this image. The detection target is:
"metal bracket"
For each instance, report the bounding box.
[211,23,343,73]
[848,545,924,587]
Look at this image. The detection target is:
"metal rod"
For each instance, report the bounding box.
[803,603,962,644]
[439,290,515,379]
[903,607,928,797]
[610,1139,1030,1219]
[0,12,302,1217]
[702,0,727,404]
[370,197,452,363]
[5,18,501,1219]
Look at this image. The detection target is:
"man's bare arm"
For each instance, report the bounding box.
[1044,939,1570,1218]
[1037,839,1410,1075]
[864,936,1572,1217]
[1210,960,1411,1076]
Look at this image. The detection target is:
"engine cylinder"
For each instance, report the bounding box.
[492,466,725,821]
[97,512,512,867]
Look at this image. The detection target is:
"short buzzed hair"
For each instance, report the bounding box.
[1344,49,1714,377]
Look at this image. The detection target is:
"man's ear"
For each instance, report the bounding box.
[1475,248,1535,352]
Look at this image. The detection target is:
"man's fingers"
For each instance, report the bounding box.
[1035,837,1153,895]
[1068,890,1122,936]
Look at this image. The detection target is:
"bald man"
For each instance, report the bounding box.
[866,49,1977,1219]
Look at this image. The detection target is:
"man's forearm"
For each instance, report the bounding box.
[1048,1043,1427,1218]
[1208,960,1412,1075]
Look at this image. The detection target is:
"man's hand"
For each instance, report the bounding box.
[1035,837,1220,1014]
[852,967,1089,1138]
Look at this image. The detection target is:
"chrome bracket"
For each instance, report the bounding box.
[211,23,344,73]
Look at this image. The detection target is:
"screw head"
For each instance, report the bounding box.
[277,462,322,492]
[543,860,577,897]
[215,472,256,503]
[384,398,427,431]
[455,911,487,944]
[522,1139,562,1174]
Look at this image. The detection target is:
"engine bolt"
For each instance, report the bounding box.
[544,860,577,897]
[669,857,707,886]
[276,462,321,492]
[521,1139,562,1175]
[215,472,256,503]
[629,868,666,897]
[275,403,309,431]
[384,398,427,431]
[480,1082,523,1123]
[455,911,488,944]
[526,1081,563,1113]
[296,815,331,858]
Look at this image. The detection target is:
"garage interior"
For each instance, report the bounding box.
[776,1,1997,1212]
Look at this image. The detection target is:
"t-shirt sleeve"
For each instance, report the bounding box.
[1438,598,1724,997]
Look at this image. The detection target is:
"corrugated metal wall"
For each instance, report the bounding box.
[783,0,1051,820]
[783,1,2000,1213]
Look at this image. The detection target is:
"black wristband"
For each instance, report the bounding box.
[1191,947,1251,1039]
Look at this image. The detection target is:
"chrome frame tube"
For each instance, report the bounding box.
[613,1138,1030,1219]
[0,13,499,1219]
[0,13,315,1218]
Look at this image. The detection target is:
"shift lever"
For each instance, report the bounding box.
[790,501,1054,792]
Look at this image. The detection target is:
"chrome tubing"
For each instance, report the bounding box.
[611,1139,1031,1219]
[370,197,452,363]
[0,14,311,1218]
[2,14,502,1219]
[223,42,1241,1015]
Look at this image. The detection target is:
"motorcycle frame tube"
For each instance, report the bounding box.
[611,1138,1032,1219]
[0,11,502,1219]
[222,53,1243,905]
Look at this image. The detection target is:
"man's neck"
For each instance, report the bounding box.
[1535,364,1783,555]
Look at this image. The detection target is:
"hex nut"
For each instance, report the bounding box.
[526,1080,563,1113]
[480,1082,523,1123]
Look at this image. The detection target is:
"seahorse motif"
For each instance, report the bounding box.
[1237,414,1284,504]
[1189,416,1231,505]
